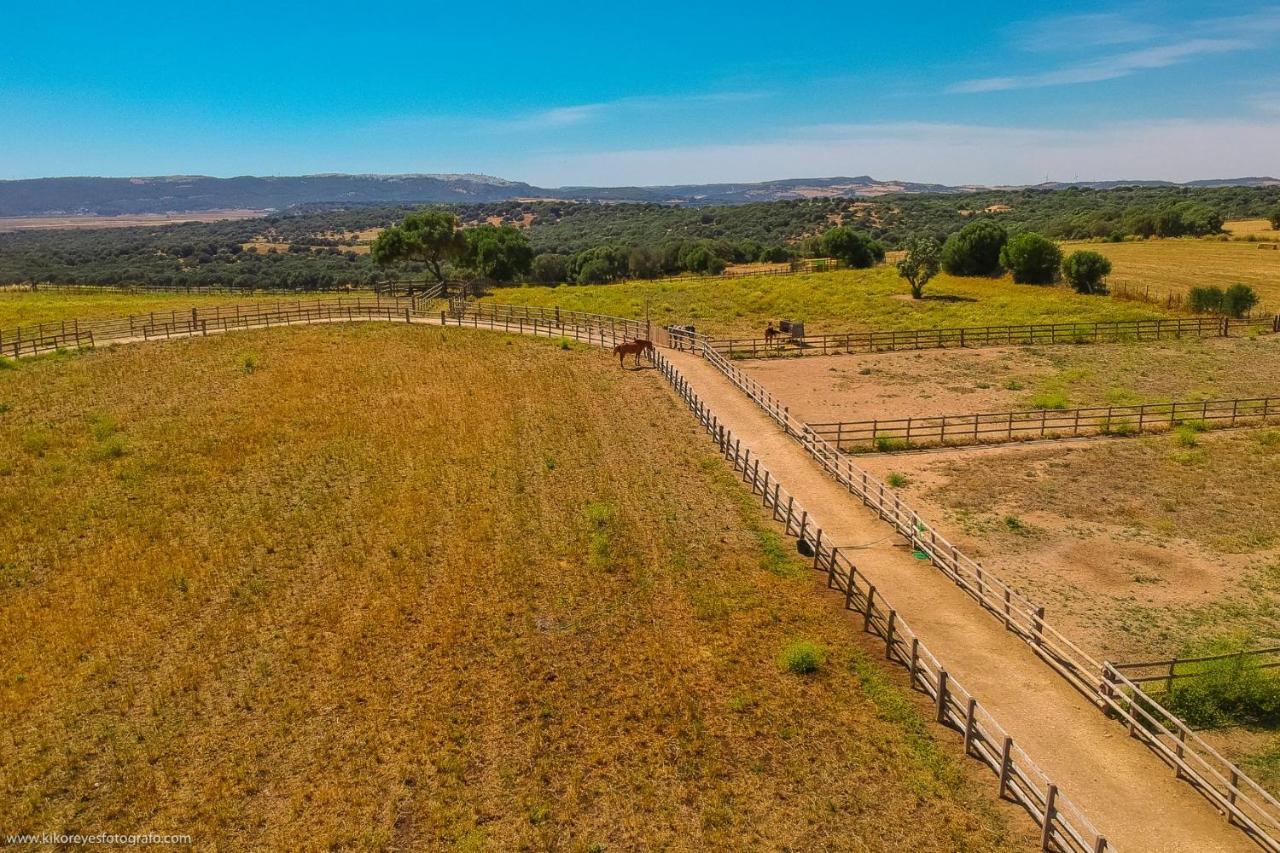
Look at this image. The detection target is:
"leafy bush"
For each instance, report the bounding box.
[1000,232,1062,284]
[941,219,1007,276]
[1030,390,1069,410]
[818,227,885,269]
[1061,250,1112,294]
[779,640,826,675]
[896,236,941,299]
[1271,205,1280,231]
[1222,283,1260,318]
[1188,285,1224,314]
[886,472,908,487]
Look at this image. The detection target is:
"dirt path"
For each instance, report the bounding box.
[661,348,1253,853]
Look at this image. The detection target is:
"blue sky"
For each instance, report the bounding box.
[2,1,1278,184]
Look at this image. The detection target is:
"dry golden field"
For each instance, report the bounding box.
[0,325,1018,849]
[1225,219,1280,240]
[1064,237,1280,311]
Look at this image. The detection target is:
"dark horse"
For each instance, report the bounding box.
[764,322,780,347]
[613,338,654,367]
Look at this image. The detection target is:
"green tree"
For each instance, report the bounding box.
[940,219,1007,276]
[462,224,533,283]
[680,244,727,275]
[1222,283,1260,318]
[627,245,663,279]
[1269,205,1280,230]
[896,236,941,300]
[1000,232,1062,284]
[1061,250,1112,294]
[818,227,884,268]
[531,253,570,284]
[1189,285,1224,314]
[370,210,467,287]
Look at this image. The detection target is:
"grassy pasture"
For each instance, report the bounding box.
[0,289,364,329]
[0,325,1016,849]
[485,267,1171,337]
[1065,237,1280,312]
[1225,219,1280,240]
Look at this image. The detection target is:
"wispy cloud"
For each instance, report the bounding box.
[950,38,1247,93]
[950,7,1277,94]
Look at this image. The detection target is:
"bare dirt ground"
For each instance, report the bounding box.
[741,336,1280,424]
[0,210,264,232]
[857,430,1280,662]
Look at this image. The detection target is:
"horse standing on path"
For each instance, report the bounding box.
[614,338,654,367]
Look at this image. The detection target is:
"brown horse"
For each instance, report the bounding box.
[613,338,654,367]
[764,323,780,347]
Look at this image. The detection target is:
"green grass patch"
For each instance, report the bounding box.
[779,640,825,675]
[1163,637,1280,728]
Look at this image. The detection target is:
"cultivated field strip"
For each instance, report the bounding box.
[652,349,1111,853]
[686,329,1280,850]
[710,315,1280,360]
[810,396,1280,452]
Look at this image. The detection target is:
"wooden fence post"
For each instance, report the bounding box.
[910,638,920,687]
[863,586,876,631]
[963,697,977,756]
[885,610,897,660]
[1041,784,1058,850]
[936,669,950,724]
[998,736,1013,798]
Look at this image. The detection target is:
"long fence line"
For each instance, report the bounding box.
[0,296,416,357]
[810,396,1280,452]
[651,347,1110,853]
[684,328,1280,850]
[448,297,647,342]
[709,315,1280,359]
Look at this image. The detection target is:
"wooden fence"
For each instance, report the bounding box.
[652,347,1111,852]
[810,396,1280,452]
[709,315,1280,359]
[1111,647,1280,693]
[0,296,416,357]
[449,298,647,342]
[688,334,1280,849]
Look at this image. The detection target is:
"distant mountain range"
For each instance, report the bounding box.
[1,173,1277,217]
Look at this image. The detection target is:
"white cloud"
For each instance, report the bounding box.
[1009,12,1165,52]
[950,38,1247,93]
[510,119,1280,187]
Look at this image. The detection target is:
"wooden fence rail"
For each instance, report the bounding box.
[709,315,1280,359]
[810,396,1280,451]
[449,298,647,343]
[688,333,1280,850]
[0,296,414,357]
[651,347,1110,852]
[1111,647,1280,691]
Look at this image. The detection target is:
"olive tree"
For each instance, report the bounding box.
[370,211,467,287]
[896,236,941,300]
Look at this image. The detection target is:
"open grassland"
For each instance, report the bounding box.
[0,325,1017,850]
[484,268,1172,337]
[860,430,1280,663]
[1065,237,1280,312]
[1225,219,1280,240]
[0,289,362,329]
[744,334,1280,424]
[0,210,264,233]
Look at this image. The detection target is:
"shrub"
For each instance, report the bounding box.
[818,227,885,269]
[1222,283,1259,318]
[1173,425,1200,447]
[1061,250,1112,294]
[779,640,826,675]
[1269,204,1280,231]
[941,220,1007,276]
[1000,233,1062,284]
[1188,285,1224,314]
[886,472,908,487]
[896,236,941,300]
[873,435,908,452]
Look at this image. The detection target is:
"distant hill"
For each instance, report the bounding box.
[1,173,1276,217]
